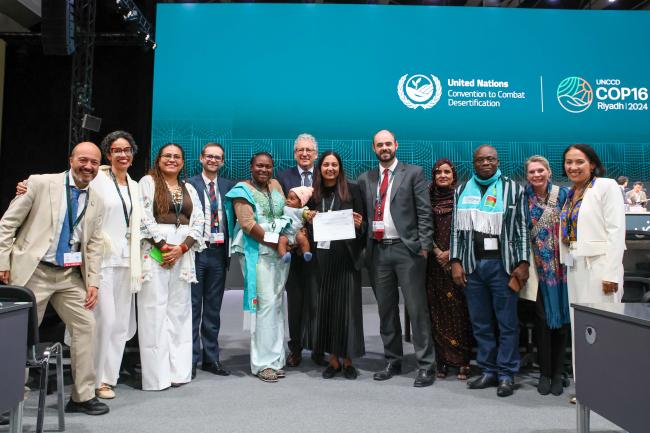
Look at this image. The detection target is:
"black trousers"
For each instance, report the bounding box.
[285,259,319,354]
[191,245,227,364]
[535,290,569,377]
[371,242,435,369]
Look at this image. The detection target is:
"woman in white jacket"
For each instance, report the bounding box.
[138,143,205,390]
[559,144,625,400]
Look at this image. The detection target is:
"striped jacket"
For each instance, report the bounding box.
[450,175,529,275]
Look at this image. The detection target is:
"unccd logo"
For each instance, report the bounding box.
[557,77,593,113]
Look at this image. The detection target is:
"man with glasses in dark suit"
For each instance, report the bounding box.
[275,133,325,367]
[187,143,236,379]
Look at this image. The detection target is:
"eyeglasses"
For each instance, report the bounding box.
[474,156,498,164]
[110,147,133,155]
[161,153,183,160]
[203,154,223,161]
[295,147,315,154]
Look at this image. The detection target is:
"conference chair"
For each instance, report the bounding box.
[0,285,65,433]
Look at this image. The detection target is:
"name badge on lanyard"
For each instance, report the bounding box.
[210,232,225,244]
[63,252,82,267]
[373,220,385,234]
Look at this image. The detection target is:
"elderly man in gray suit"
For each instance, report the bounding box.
[357,129,436,387]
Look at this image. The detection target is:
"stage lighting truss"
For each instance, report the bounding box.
[112,0,155,50]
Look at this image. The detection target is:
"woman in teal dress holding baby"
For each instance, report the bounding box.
[225,152,290,383]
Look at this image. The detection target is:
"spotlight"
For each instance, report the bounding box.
[124,10,139,21]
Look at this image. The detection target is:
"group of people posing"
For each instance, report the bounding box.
[0,129,625,416]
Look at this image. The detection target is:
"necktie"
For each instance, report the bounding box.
[55,187,84,265]
[302,171,312,187]
[208,181,219,233]
[373,169,390,240]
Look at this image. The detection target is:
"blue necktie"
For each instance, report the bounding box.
[55,187,84,266]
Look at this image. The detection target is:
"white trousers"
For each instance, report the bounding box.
[94,266,136,388]
[138,249,193,390]
[567,254,623,381]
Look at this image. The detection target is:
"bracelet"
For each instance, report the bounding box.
[180,244,189,253]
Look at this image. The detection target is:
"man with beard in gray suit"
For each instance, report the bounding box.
[357,129,436,387]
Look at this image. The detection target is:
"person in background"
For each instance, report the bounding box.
[187,143,235,379]
[616,176,628,203]
[522,155,570,396]
[625,181,647,207]
[138,143,205,390]
[275,133,325,367]
[560,144,625,404]
[305,151,366,380]
[0,142,109,415]
[425,158,472,381]
[450,145,529,398]
[225,152,291,383]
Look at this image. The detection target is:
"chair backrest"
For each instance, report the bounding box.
[0,285,39,346]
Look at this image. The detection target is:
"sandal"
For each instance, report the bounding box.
[457,366,471,381]
[95,384,115,399]
[257,368,278,383]
[436,364,448,379]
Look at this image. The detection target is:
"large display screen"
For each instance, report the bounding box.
[152,4,650,181]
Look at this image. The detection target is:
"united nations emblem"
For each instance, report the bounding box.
[397,74,442,109]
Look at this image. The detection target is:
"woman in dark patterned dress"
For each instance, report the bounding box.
[426,158,473,380]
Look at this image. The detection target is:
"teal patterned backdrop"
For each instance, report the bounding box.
[152,5,650,184]
[151,120,650,183]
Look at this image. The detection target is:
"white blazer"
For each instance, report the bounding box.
[559,177,626,284]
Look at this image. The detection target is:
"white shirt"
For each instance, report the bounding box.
[92,170,132,267]
[42,171,90,264]
[201,172,223,239]
[378,159,399,240]
[298,166,314,187]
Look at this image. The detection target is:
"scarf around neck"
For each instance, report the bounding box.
[456,168,504,235]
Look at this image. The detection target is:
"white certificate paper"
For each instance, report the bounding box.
[313,209,356,242]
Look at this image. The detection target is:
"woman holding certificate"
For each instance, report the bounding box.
[225,152,291,383]
[305,151,366,380]
[138,143,205,390]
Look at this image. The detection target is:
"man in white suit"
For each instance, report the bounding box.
[0,142,109,415]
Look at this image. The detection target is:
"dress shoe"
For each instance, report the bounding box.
[343,365,358,380]
[65,397,109,415]
[202,361,230,376]
[550,375,564,396]
[0,412,10,426]
[496,379,514,397]
[569,395,577,405]
[413,369,436,388]
[537,375,551,395]
[286,351,302,367]
[95,384,115,399]
[373,362,402,381]
[192,364,197,379]
[170,382,187,388]
[467,373,498,389]
[322,365,342,379]
[311,352,328,366]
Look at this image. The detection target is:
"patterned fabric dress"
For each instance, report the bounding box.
[426,159,472,370]
[526,183,571,329]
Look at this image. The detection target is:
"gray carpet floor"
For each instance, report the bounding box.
[8,291,624,433]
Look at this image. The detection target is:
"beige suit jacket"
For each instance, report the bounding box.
[0,172,104,288]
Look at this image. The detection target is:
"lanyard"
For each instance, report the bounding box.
[168,183,184,227]
[109,170,133,234]
[375,169,395,215]
[65,172,89,243]
[204,180,222,233]
[322,192,336,212]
